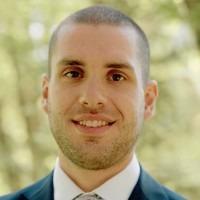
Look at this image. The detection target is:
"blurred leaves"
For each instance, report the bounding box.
[0,0,199,199]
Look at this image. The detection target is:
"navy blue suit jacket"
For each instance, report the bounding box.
[0,168,186,200]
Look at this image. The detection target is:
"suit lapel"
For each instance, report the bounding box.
[128,167,167,200]
[128,172,147,200]
[23,171,54,200]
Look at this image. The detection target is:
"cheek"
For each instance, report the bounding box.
[112,89,137,114]
[112,88,144,119]
[48,85,77,111]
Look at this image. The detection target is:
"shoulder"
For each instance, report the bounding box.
[130,167,187,200]
[160,185,186,200]
[0,172,54,200]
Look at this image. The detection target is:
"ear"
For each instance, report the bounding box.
[41,74,49,113]
[144,80,158,120]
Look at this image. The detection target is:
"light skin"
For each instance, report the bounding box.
[42,23,158,191]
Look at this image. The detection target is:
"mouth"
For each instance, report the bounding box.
[72,120,115,128]
[71,119,116,135]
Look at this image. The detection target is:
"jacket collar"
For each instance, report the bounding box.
[20,167,184,200]
[128,167,167,200]
[23,171,54,200]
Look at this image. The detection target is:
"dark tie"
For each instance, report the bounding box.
[73,193,105,200]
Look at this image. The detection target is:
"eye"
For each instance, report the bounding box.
[108,71,126,82]
[111,74,125,81]
[64,71,81,78]
[63,68,84,79]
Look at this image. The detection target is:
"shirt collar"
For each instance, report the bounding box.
[53,154,140,200]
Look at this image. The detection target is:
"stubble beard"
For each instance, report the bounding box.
[48,109,142,170]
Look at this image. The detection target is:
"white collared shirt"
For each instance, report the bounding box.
[53,155,140,200]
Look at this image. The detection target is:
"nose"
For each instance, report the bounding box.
[79,78,107,112]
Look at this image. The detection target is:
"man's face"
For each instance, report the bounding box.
[42,24,157,170]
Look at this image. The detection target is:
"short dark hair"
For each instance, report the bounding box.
[48,5,150,85]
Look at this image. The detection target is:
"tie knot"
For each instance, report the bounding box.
[73,193,104,200]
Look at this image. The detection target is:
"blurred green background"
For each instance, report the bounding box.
[0,0,200,199]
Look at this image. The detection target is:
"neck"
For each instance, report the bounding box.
[58,151,134,192]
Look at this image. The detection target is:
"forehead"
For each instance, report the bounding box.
[52,23,141,73]
[57,23,137,48]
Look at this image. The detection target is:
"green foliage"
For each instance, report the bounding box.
[0,0,199,199]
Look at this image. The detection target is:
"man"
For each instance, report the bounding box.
[0,5,186,200]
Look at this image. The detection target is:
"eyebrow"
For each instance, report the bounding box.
[105,62,134,71]
[57,58,85,67]
[56,58,135,72]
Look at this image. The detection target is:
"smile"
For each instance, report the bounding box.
[79,120,110,127]
[73,120,115,128]
[72,120,115,134]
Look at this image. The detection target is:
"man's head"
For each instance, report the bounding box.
[42,5,158,170]
[48,5,150,86]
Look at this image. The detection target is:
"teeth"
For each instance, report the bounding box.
[78,120,109,128]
